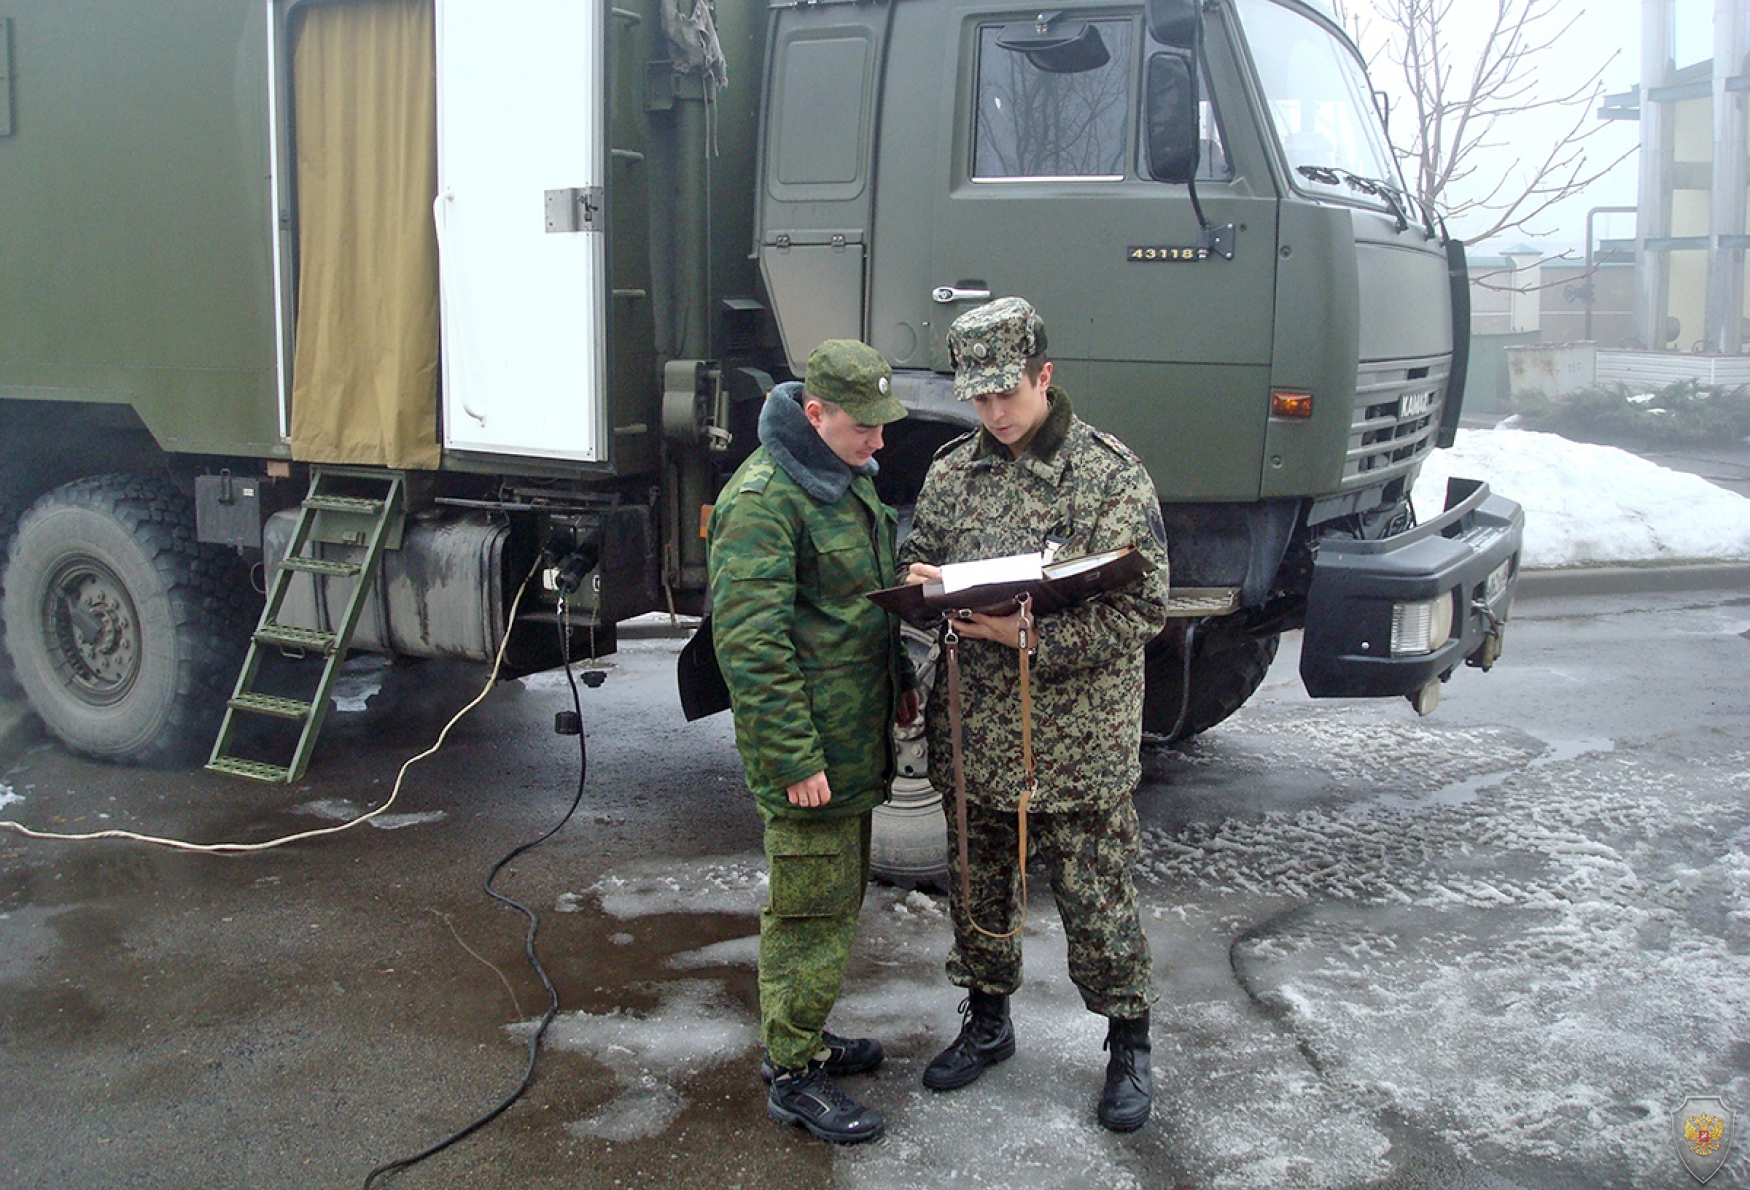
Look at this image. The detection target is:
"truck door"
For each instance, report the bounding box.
[433,0,608,463]
[868,3,1280,502]
[756,2,892,376]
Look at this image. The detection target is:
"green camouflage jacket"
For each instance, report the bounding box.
[707,393,908,820]
[899,389,1171,813]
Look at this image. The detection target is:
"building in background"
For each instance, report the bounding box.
[1606,0,1747,356]
[1464,0,1747,414]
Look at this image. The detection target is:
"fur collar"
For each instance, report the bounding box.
[973,386,1074,462]
[758,381,878,503]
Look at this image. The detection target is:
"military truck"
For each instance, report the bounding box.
[0,0,1520,807]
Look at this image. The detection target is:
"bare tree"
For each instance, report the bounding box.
[1331,0,1632,243]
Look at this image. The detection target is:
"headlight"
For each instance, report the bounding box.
[1390,592,1454,656]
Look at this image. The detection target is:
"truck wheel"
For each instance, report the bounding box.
[1141,620,1280,743]
[0,480,28,695]
[2,475,256,765]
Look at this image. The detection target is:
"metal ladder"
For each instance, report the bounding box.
[206,468,405,784]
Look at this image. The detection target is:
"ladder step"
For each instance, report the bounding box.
[279,555,363,578]
[205,757,293,784]
[228,693,314,721]
[304,494,387,515]
[254,623,340,653]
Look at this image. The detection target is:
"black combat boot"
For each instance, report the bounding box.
[922,990,1015,1091]
[1097,1011,1152,1132]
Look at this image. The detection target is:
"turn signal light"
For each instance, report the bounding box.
[1271,390,1314,418]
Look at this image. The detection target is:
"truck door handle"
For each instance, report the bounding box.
[932,286,991,304]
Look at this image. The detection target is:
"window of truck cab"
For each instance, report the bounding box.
[970,13,1231,183]
[1230,0,1403,212]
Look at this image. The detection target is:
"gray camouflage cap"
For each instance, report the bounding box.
[804,339,906,424]
[947,296,1046,400]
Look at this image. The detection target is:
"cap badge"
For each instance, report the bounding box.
[972,342,989,360]
[878,376,890,394]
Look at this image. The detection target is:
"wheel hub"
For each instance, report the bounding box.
[44,559,140,704]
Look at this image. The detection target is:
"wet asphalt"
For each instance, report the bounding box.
[3,578,1750,1189]
[2,434,1749,1188]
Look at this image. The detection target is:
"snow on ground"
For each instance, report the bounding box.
[1143,702,1750,1187]
[1412,428,1750,569]
[531,689,1750,1188]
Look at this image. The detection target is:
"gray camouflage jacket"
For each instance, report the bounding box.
[899,389,1171,813]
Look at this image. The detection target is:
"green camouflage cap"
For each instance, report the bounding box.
[804,339,906,425]
[947,296,1046,400]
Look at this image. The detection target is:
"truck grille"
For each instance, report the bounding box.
[1342,356,1449,488]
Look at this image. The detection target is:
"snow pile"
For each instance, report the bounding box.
[1413,428,1750,569]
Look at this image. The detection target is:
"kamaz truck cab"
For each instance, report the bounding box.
[748,0,1520,738]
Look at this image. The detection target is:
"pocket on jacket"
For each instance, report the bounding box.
[807,523,871,600]
[765,818,859,919]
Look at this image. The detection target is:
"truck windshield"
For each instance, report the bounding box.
[1231,0,1403,209]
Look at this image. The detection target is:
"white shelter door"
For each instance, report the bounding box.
[435,0,607,462]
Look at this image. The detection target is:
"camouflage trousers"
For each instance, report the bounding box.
[945,795,1153,1019]
[758,808,873,1071]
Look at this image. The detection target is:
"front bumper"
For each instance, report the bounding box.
[1299,477,1523,699]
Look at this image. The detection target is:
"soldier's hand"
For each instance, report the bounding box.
[948,609,1034,653]
[896,688,920,726]
[787,771,833,808]
[904,563,941,586]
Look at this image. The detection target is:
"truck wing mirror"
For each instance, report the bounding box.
[1145,0,1200,50]
[1144,51,1197,183]
[994,16,1111,74]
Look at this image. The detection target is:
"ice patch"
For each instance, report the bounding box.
[667,935,759,970]
[519,979,755,1141]
[566,1081,686,1143]
[555,892,583,913]
[368,811,447,831]
[291,798,446,830]
[590,857,767,919]
[330,654,389,713]
[890,889,946,920]
[0,783,22,810]
[1146,713,1750,1181]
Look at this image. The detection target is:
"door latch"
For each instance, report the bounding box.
[545,186,604,233]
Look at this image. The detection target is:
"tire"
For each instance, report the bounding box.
[2,474,257,766]
[0,479,30,696]
[1141,619,1280,743]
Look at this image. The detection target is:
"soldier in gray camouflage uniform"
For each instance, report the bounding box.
[899,297,1171,1132]
[707,339,918,1144]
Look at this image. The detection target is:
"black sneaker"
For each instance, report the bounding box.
[766,1065,886,1144]
[759,1030,885,1083]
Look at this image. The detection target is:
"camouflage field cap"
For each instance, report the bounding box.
[947,296,1046,400]
[804,339,906,424]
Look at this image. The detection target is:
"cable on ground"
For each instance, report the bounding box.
[359,587,593,1187]
[0,560,542,853]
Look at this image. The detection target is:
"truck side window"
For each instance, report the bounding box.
[973,19,1133,181]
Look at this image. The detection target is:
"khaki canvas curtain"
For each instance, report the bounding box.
[289,0,442,470]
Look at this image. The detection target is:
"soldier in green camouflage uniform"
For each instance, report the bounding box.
[898,297,1170,1132]
[707,339,916,1145]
